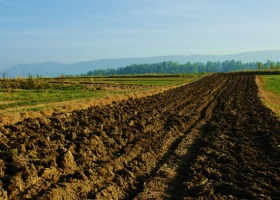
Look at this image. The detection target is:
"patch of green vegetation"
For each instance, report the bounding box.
[0,148,18,157]
[0,88,106,110]
[0,74,204,112]
[262,75,280,96]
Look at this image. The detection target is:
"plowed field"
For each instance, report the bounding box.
[0,73,279,199]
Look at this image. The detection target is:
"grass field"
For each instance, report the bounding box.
[257,74,280,116]
[0,74,205,124]
[262,75,280,96]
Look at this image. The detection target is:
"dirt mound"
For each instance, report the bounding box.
[0,74,279,199]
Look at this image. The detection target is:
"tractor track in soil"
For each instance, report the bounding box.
[0,73,279,199]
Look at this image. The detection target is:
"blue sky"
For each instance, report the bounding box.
[0,0,280,70]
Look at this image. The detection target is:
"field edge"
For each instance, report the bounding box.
[255,75,280,117]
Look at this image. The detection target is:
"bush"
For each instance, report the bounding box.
[0,74,51,90]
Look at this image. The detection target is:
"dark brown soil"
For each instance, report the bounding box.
[0,74,279,199]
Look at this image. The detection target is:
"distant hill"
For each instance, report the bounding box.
[2,50,280,77]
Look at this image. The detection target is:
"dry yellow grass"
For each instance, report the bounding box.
[256,75,280,117]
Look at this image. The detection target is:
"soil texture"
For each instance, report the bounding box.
[0,73,279,199]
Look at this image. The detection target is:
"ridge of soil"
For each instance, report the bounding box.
[0,73,279,199]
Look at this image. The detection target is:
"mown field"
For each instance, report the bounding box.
[0,72,279,199]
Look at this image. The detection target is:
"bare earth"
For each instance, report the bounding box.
[0,73,279,199]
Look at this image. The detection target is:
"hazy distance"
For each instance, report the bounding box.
[0,0,280,70]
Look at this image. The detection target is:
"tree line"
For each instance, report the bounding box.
[84,60,280,76]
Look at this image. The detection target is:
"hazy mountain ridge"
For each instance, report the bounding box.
[2,50,280,77]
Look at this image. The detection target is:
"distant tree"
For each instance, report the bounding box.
[82,60,275,76]
[270,62,275,70]
[257,62,262,71]
[262,64,267,70]
[206,61,212,72]
[275,62,280,70]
